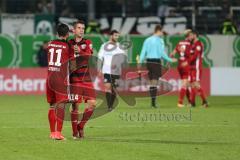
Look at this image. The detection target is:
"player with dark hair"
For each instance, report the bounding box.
[98,30,127,111]
[47,23,70,140]
[170,30,193,108]
[68,20,96,139]
[189,30,208,107]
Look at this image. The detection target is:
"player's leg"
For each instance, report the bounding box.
[191,69,208,107]
[46,81,57,139]
[186,75,192,105]
[78,99,96,138]
[54,102,66,140]
[104,82,113,110]
[104,74,114,111]
[110,86,117,110]
[77,82,96,138]
[109,75,119,110]
[186,85,192,105]
[178,68,190,107]
[54,91,69,140]
[147,60,161,108]
[178,79,189,107]
[48,105,56,139]
[190,82,197,107]
[71,103,79,138]
[189,69,196,107]
[149,79,158,107]
[194,81,208,107]
[70,84,83,138]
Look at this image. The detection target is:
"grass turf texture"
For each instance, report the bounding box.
[0,95,239,160]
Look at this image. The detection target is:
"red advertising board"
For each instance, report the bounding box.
[162,68,210,96]
[0,68,210,96]
[0,68,47,95]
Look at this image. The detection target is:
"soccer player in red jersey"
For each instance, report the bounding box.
[189,30,208,107]
[47,23,70,140]
[68,20,96,139]
[170,30,193,108]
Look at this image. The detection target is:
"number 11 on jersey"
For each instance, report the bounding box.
[49,48,62,67]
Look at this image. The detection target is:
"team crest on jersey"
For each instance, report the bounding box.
[89,44,93,49]
[180,52,185,57]
[81,44,86,49]
[196,46,201,51]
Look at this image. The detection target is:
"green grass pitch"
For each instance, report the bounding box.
[0,95,239,160]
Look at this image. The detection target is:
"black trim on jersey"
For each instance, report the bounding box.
[68,38,87,45]
[70,72,90,77]
[54,39,68,43]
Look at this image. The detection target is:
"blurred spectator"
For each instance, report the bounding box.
[220,15,238,35]
[168,8,182,17]
[85,19,101,34]
[37,0,53,14]
[143,0,151,10]
[37,41,48,67]
[221,0,231,18]
[157,0,169,26]
[60,4,75,18]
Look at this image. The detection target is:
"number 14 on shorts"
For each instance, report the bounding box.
[68,94,79,101]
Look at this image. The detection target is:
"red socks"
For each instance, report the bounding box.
[48,108,56,132]
[198,88,206,102]
[186,88,191,103]
[191,87,196,104]
[191,87,206,103]
[178,88,186,104]
[78,107,94,129]
[71,110,79,136]
[56,106,65,132]
[179,87,206,105]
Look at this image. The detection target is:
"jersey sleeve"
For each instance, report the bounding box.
[159,39,172,62]
[86,39,93,54]
[139,40,147,63]
[97,44,105,61]
[190,42,203,63]
[175,42,180,53]
[67,40,75,59]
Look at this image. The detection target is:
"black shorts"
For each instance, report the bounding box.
[146,59,162,80]
[104,74,120,88]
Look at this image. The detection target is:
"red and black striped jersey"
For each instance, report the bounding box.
[68,38,93,82]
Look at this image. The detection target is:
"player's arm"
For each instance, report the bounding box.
[68,44,77,73]
[170,42,180,58]
[170,49,177,58]
[97,44,105,75]
[159,39,176,63]
[86,39,93,54]
[139,40,147,64]
[189,44,202,63]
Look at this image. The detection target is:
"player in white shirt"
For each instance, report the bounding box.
[98,30,127,111]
